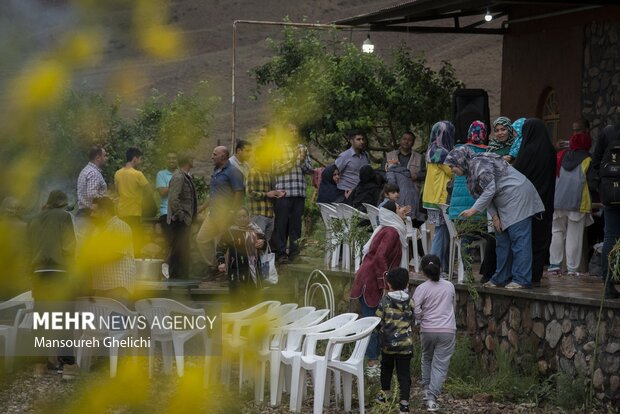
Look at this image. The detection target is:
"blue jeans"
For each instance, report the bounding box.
[431,224,450,273]
[490,217,532,287]
[602,207,620,286]
[359,297,380,361]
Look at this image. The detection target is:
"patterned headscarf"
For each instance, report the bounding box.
[467,120,487,145]
[425,121,455,164]
[488,116,515,152]
[444,146,510,199]
[512,117,526,142]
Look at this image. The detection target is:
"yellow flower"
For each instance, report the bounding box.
[138,25,184,60]
[11,61,68,111]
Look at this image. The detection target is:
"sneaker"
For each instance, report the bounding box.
[162,263,170,279]
[61,363,80,380]
[422,389,430,401]
[547,264,561,273]
[567,271,579,277]
[375,392,389,404]
[505,282,525,289]
[399,401,410,413]
[483,281,497,288]
[426,399,440,412]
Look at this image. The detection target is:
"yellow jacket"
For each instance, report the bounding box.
[422,163,453,209]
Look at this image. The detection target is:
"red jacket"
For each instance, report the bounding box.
[350,227,403,307]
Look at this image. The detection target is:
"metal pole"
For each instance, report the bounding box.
[230,19,367,149]
[231,21,237,150]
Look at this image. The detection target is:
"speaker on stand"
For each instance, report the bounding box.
[452,89,491,145]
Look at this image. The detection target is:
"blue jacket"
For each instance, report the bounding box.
[448,144,487,219]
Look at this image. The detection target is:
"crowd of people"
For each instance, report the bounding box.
[4,109,620,390]
[342,114,620,300]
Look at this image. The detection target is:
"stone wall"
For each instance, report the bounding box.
[582,21,620,139]
[455,289,620,404]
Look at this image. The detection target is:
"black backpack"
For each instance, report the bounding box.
[598,125,620,206]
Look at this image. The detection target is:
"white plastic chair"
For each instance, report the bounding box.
[405,217,421,272]
[135,298,210,378]
[289,316,381,414]
[317,203,341,269]
[362,203,380,229]
[438,204,485,283]
[273,313,359,409]
[222,303,298,390]
[252,307,329,402]
[327,317,382,413]
[75,297,139,377]
[0,291,33,372]
[334,203,368,272]
[420,221,430,255]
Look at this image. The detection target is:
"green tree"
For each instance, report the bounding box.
[252,27,463,160]
[40,81,218,185]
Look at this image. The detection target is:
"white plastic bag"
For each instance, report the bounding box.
[260,245,278,284]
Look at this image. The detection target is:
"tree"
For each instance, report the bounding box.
[252,27,463,160]
[40,81,218,185]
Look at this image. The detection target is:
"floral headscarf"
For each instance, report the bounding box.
[488,116,515,152]
[467,120,487,145]
[444,146,509,199]
[425,121,455,164]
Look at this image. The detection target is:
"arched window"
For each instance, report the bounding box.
[542,89,560,144]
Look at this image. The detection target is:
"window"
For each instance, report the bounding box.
[542,89,560,144]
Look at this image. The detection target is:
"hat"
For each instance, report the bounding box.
[45,190,69,209]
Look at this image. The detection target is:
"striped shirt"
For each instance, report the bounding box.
[77,162,107,210]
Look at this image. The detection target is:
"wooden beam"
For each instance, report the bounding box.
[369,25,507,35]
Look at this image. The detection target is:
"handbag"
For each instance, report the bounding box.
[260,244,278,284]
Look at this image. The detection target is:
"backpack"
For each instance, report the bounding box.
[598,125,620,206]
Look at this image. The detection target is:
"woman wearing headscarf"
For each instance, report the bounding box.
[317,164,345,203]
[445,146,544,288]
[422,121,455,275]
[513,118,556,286]
[505,117,526,162]
[548,132,593,275]
[448,121,488,220]
[216,207,266,303]
[351,201,406,370]
[488,116,515,156]
[345,164,384,213]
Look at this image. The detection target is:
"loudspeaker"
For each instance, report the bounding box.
[453,89,490,145]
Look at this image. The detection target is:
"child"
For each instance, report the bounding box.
[413,255,457,412]
[375,267,414,414]
[379,182,400,208]
[378,183,411,226]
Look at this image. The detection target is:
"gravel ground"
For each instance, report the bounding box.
[0,362,582,414]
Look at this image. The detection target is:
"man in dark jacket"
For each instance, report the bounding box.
[167,153,197,278]
[590,106,620,299]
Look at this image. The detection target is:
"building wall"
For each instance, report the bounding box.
[500,23,583,143]
[583,21,620,140]
[501,7,620,143]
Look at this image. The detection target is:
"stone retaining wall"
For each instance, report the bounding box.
[455,289,620,404]
[582,21,620,139]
